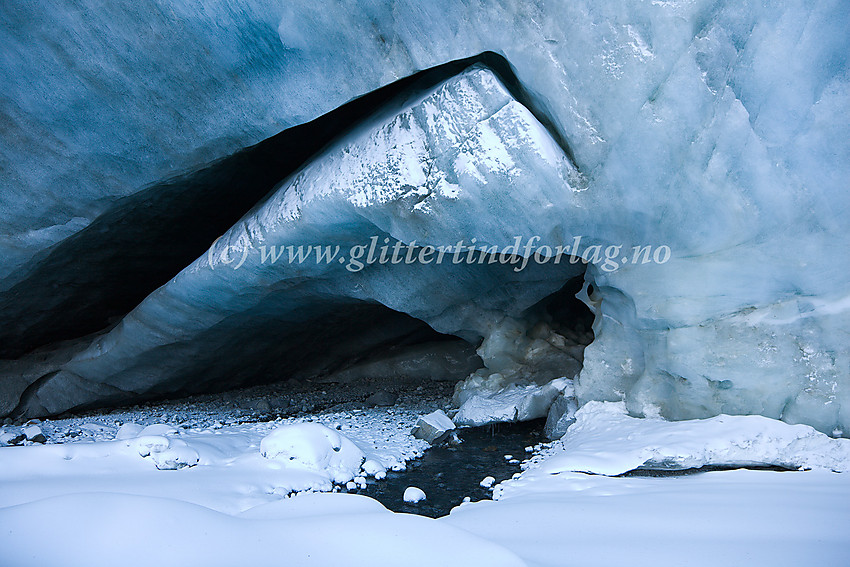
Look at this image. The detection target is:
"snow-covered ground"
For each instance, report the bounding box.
[1,398,849,566]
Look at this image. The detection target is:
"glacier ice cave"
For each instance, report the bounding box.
[2,0,848,434]
[2,2,850,566]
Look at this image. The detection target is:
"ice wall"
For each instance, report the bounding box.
[1,0,848,432]
[9,67,586,417]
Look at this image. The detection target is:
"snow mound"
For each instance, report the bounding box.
[403,486,426,503]
[129,435,199,470]
[526,401,850,477]
[260,423,365,484]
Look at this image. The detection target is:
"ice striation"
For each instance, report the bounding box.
[1,0,849,434]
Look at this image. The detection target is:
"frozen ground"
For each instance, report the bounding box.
[1,394,849,566]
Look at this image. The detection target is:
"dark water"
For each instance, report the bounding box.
[619,464,793,477]
[351,419,546,518]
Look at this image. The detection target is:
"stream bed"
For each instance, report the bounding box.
[351,418,546,518]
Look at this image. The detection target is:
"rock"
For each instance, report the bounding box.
[544,393,579,440]
[362,459,387,479]
[403,486,426,503]
[260,422,365,484]
[22,425,46,444]
[365,390,398,407]
[480,476,496,489]
[0,430,25,446]
[411,410,456,445]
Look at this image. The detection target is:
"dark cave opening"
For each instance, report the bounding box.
[527,274,595,349]
[7,266,596,421]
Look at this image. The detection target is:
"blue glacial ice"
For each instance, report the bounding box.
[0,0,848,434]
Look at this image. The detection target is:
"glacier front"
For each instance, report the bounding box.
[0,0,848,435]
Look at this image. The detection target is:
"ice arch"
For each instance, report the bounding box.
[7,66,594,417]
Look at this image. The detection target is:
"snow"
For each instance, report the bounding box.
[260,423,365,484]
[445,470,850,567]
[518,401,850,478]
[1,2,849,561]
[0,404,431,515]
[403,486,427,503]
[0,492,525,567]
[479,476,495,489]
[442,402,850,567]
[2,396,850,565]
[21,425,45,443]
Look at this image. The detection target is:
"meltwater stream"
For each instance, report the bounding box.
[351,419,546,518]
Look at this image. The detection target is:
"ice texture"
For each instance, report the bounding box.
[453,378,569,427]
[1,0,849,433]
[10,67,584,417]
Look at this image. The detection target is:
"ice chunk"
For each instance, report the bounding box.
[3,0,849,438]
[453,378,567,427]
[10,66,584,419]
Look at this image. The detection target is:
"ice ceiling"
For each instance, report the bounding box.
[0,0,848,434]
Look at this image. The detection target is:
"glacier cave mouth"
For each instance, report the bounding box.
[2,2,850,564]
[1,55,594,420]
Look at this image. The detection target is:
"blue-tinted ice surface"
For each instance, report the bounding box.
[1,1,848,432]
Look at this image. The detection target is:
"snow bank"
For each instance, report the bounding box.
[0,492,526,567]
[445,469,850,567]
[0,409,427,515]
[444,401,850,567]
[523,401,850,478]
